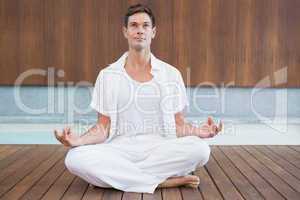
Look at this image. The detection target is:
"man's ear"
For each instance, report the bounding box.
[151,26,156,39]
[123,26,128,39]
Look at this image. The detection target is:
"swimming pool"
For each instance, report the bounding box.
[0,86,299,145]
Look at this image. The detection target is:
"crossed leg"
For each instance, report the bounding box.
[65,136,210,192]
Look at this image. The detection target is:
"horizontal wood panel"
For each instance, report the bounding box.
[0,0,299,87]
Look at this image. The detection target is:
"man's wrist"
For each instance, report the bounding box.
[72,137,83,147]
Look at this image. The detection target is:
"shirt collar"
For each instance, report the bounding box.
[114,51,161,73]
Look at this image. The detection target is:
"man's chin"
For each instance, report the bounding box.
[132,44,146,51]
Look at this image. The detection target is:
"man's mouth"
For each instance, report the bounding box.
[135,38,145,41]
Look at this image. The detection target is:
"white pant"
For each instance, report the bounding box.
[64,135,210,193]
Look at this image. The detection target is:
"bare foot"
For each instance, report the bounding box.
[158,175,200,188]
[90,175,200,190]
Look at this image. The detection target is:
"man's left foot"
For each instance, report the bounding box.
[158,175,200,188]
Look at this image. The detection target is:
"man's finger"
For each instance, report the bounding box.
[65,127,71,135]
[217,121,223,132]
[54,130,68,146]
[62,131,71,147]
[207,116,214,126]
[61,129,69,145]
[201,124,209,129]
[54,129,62,137]
[63,129,68,139]
[54,130,60,140]
[64,127,69,135]
[54,130,64,140]
[211,124,218,133]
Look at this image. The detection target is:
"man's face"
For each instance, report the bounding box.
[123,12,156,51]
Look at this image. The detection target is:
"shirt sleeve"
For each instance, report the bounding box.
[90,70,111,117]
[173,70,189,113]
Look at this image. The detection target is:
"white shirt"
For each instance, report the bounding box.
[117,70,164,138]
[90,52,189,142]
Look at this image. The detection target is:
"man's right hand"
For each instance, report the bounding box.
[54,127,82,147]
[199,116,223,138]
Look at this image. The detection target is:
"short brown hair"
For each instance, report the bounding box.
[124,4,155,28]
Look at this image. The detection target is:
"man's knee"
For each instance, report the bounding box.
[64,145,111,174]
[64,147,113,188]
[64,147,87,173]
[184,136,211,166]
[65,149,77,173]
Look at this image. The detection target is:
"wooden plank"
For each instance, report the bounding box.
[41,170,75,200]
[0,145,23,161]
[267,146,300,167]
[44,0,66,84]
[20,157,66,200]
[289,145,300,153]
[285,0,300,87]
[220,146,285,199]
[0,145,9,152]
[0,146,35,170]
[1,146,66,199]
[162,187,182,200]
[61,177,89,200]
[122,192,142,200]
[274,146,300,160]
[0,145,57,196]
[212,146,264,200]
[233,146,299,200]
[180,187,203,200]
[101,188,123,200]
[82,185,105,200]
[0,145,12,155]
[193,167,223,200]
[243,146,300,193]
[0,0,20,85]
[18,0,46,85]
[205,150,243,200]
[254,146,300,180]
[0,145,38,178]
[282,146,300,160]
[151,0,175,68]
[143,188,162,200]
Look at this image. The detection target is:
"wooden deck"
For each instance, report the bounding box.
[0,145,299,200]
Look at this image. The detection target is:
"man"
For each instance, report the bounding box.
[54,4,222,193]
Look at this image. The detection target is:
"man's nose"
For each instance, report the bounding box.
[137,26,145,34]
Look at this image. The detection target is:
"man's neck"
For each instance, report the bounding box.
[126,49,151,71]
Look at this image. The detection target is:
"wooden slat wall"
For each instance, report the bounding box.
[0,0,299,87]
